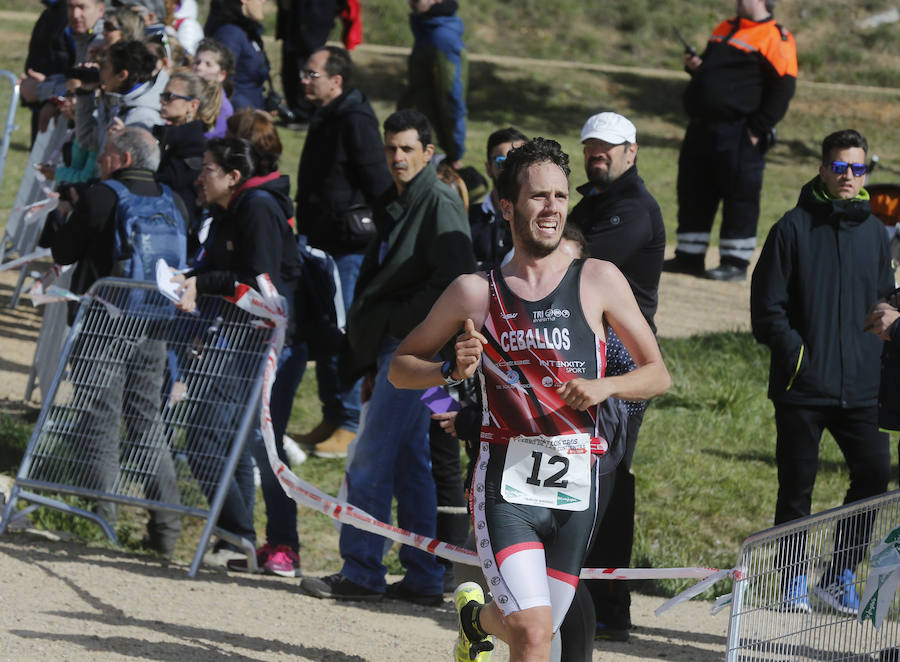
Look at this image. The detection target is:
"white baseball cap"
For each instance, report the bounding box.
[580,112,637,144]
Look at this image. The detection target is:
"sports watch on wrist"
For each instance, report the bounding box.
[441,359,464,386]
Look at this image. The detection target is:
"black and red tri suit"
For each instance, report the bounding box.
[470,259,618,629]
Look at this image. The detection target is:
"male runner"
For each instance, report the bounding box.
[388,138,670,662]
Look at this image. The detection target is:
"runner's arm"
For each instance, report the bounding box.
[557,260,670,409]
[388,273,489,390]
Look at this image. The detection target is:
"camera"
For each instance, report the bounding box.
[264,89,297,123]
[66,65,100,84]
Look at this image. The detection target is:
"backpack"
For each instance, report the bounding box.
[296,233,345,360]
[102,178,187,315]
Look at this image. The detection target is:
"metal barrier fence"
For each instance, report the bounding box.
[25,268,72,404]
[0,278,277,576]
[726,489,900,661]
[0,70,20,190]
[0,114,67,308]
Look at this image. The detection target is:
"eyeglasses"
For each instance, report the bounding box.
[829,161,868,177]
[160,91,194,103]
[103,23,121,32]
[299,70,323,80]
[494,155,507,166]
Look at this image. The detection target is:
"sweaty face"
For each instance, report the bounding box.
[504,161,569,259]
[583,138,636,187]
[68,0,104,35]
[384,128,434,192]
[819,147,867,200]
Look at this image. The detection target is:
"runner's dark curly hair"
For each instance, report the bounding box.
[496,137,570,203]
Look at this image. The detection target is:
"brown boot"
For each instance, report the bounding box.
[312,427,355,458]
[296,421,336,449]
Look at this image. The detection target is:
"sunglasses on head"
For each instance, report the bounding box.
[160,91,193,103]
[829,160,867,177]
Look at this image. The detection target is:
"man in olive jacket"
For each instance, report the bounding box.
[301,109,475,604]
[750,129,893,616]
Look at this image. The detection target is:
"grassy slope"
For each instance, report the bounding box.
[0,2,897,594]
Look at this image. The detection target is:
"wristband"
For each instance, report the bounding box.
[441,359,463,386]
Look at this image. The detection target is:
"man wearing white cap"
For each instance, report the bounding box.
[568,111,665,643]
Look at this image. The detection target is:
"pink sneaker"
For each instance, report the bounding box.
[226,543,273,574]
[263,545,301,577]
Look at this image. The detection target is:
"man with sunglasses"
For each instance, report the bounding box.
[294,46,393,459]
[751,129,893,616]
[468,127,527,270]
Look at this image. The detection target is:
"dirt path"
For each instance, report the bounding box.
[0,533,731,662]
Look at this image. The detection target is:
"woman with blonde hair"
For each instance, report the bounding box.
[102,7,146,45]
[154,69,220,245]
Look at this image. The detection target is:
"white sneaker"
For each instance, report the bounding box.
[283,435,307,465]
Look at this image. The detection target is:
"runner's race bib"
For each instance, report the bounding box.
[501,433,591,511]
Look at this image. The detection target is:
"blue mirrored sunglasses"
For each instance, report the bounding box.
[830,161,867,177]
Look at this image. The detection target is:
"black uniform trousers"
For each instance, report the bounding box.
[676,118,765,267]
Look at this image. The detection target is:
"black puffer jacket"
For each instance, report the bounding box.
[191,174,301,343]
[751,177,894,407]
[296,87,392,255]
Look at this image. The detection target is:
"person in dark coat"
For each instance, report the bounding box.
[21,0,105,140]
[293,46,393,457]
[154,70,218,247]
[204,0,270,110]
[467,127,526,271]
[567,112,665,644]
[751,128,894,616]
[175,137,301,566]
[49,126,188,556]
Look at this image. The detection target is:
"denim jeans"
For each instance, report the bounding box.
[184,347,258,545]
[251,343,308,551]
[339,338,443,594]
[317,252,364,432]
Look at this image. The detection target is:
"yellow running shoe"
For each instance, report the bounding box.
[454,581,493,662]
